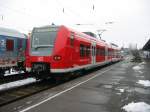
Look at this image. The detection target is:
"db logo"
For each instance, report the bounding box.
[38,57,44,61]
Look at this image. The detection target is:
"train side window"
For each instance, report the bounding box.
[96,48,100,56]
[100,48,105,56]
[80,44,85,57]
[108,50,110,56]
[6,39,14,51]
[86,46,90,57]
[108,50,112,56]
[70,32,74,46]
[105,48,108,56]
[18,39,23,50]
[96,48,98,56]
[104,48,106,56]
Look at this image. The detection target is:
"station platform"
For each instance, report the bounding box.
[0,58,150,112]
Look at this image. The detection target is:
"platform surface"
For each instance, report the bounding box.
[0,58,150,112]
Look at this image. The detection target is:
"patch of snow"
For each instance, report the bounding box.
[4,69,25,76]
[139,62,146,65]
[137,80,150,87]
[0,78,36,91]
[136,75,144,78]
[116,93,121,95]
[103,85,113,89]
[133,65,143,70]
[26,101,32,104]
[138,71,143,74]
[122,102,150,112]
[119,89,125,93]
[116,88,125,93]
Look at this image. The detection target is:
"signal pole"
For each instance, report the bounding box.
[0,15,4,21]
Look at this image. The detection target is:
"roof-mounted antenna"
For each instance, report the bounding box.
[51,23,55,25]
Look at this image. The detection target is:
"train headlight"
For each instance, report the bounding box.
[53,55,62,61]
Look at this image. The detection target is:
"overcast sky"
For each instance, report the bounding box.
[0,0,150,48]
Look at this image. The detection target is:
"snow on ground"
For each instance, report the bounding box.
[139,62,146,65]
[116,88,125,95]
[4,69,25,76]
[133,65,143,71]
[119,89,125,92]
[138,71,143,74]
[0,78,36,91]
[137,80,150,87]
[116,88,125,93]
[132,62,145,71]
[122,102,150,112]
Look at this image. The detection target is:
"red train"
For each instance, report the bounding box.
[25,25,122,78]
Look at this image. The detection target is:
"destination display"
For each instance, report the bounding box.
[34,27,58,32]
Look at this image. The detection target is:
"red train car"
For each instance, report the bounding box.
[25,25,121,77]
[110,43,122,62]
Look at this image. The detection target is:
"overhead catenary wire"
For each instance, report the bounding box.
[0,4,51,23]
[55,0,83,17]
[55,0,96,25]
[0,0,97,25]
[0,5,32,33]
[0,3,56,32]
[0,0,101,32]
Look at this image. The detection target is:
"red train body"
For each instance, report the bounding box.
[25,25,121,75]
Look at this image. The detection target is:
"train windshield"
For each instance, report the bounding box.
[32,27,58,48]
[31,26,59,56]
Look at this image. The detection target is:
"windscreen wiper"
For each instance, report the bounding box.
[33,45,53,49]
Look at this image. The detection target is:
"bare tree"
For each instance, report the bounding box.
[129,43,142,62]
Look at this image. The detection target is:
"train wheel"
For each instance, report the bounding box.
[51,73,67,84]
[32,71,50,80]
[0,69,5,78]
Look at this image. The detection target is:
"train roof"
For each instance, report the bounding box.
[33,25,59,29]
[62,26,107,45]
[110,43,120,50]
[110,43,118,47]
[0,27,26,38]
[32,25,112,47]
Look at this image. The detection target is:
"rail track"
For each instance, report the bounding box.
[0,78,54,107]
[0,61,118,108]
[0,73,31,85]
[0,74,82,107]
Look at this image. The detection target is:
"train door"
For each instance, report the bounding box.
[91,43,96,64]
[105,46,108,61]
[70,32,75,66]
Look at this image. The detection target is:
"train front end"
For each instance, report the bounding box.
[26,25,61,76]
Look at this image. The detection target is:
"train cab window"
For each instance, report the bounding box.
[70,32,74,46]
[6,39,14,51]
[32,26,58,49]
